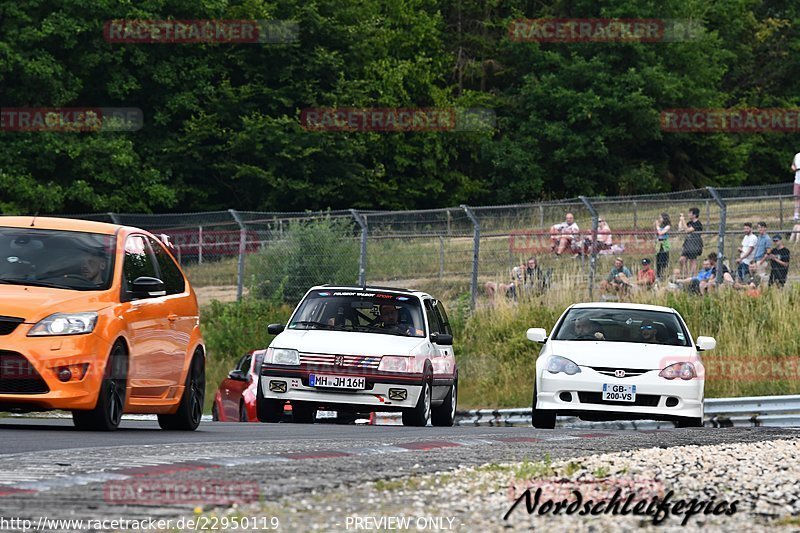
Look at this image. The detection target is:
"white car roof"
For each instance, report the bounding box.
[308,285,432,299]
[569,302,677,313]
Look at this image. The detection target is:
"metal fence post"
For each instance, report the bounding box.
[439,235,445,279]
[633,201,638,231]
[198,226,204,264]
[706,187,726,286]
[580,196,599,300]
[461,205,480,311]
[350,209,368,286]
[779,196,784,229]
[229,209,246,301]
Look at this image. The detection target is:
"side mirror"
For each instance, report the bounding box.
[696,336,716,351]
[227,369,247,381]
[267,323,285,335]
[526,328,547,343]
[131,277,166,298]
[430,332,453,346]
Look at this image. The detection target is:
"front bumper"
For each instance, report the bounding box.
[260,365,424,410]
[0,331,110,411]
[536,367,704,420]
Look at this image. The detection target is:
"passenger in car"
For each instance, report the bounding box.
[78,250,108,285]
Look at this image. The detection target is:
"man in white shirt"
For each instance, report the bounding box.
[734,222,757,281]
[792,151,800,222]
[549,212,580,256]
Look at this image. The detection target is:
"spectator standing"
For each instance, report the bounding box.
[734,222,757,281]
[792,150,800,222]
[678,207,703,276]
[654,213,671,280]
[550,212,580,256]
[753,221,771,282]
[636,258,656,290]
[767,235,790,287]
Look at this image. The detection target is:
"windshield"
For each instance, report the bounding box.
[0,227,116,291]
[552,307,691,347]
[288,290,425,338]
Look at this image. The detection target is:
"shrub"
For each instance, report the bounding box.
[248,216,360,303]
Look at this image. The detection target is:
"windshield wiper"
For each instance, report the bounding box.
[0,278,73,290]
[290,320,334,330]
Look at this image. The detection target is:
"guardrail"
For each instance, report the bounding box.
[372,394,800,428]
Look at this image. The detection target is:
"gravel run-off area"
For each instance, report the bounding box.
[202,438,800,532]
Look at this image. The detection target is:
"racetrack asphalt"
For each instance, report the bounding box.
[1,420,798,530]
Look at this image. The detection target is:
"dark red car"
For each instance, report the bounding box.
[212,350,266,422]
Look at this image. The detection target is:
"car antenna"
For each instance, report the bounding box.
[30,210,39,227]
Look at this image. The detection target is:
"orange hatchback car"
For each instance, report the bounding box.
[0,216,205,431]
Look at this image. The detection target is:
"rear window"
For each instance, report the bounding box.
[552,307,691,347]
[288,290,425,338]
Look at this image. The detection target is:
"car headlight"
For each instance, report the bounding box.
[546,355,581,375]
[659,362,696,380]
[378,356,414,373]
[27,312,98,336]
[264,348,299,366]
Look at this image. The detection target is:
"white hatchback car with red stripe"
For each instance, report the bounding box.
[528,302,715,429]
[257,286,458,426]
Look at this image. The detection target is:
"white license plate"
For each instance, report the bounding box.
[602,383,636,402]
[309,374,366,389]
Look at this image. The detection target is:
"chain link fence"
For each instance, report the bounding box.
[56,183,798,308]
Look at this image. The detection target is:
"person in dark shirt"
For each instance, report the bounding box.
[679,207,704,277]
[767,234,790,287]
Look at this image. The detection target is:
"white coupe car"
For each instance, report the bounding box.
[528,302,715,428]
[257,286,458,426]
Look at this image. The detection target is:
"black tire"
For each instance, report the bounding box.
[676,417,703,428]
[239,401,248,422]
[431,380,457,427]
[402,378,432,427]
[158,351,205,431]
[256,380,283,423]
[211,402,220,422]
[531,381,556,429]
[292,401,317,424]
[73,342,128,431]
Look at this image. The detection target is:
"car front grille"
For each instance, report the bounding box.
[0,316,24,336]
[0,351,50,394]
[299,353,382,370]
[577,391,660,407]
[589,366,652,378]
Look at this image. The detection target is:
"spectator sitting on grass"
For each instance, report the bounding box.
[584,218,613,254]
[734,262,761,294]
[635,257,656,290]
[549,212,580,256]
[674,259,713,294]
[523,256,549,294]
[485,265,523,302]
[599,257,632,296]
[705,252,735,291]
[767,234,790,288]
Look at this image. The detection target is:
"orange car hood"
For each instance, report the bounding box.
[0,284,116,323]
